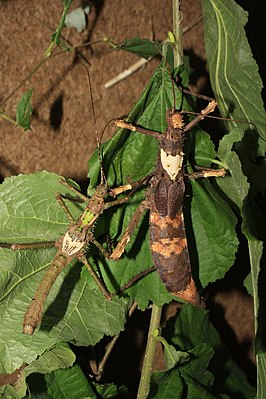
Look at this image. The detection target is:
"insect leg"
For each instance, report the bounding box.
[59,178,88,203]
[188,168,226,179]
[55,193,77,222]
[80,254,112,300]
[0,241,55,250]
[183,100,217,132]
[110,199,149,260]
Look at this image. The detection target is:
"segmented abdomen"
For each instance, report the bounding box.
[23,251,69,334]
[149,206,204,307]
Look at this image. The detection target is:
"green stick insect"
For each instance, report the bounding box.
[0,70,143,335]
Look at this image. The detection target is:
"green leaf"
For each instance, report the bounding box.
[148,368,184,398]
[115,37,189,71]
[45,364,95,399]
[217,120,266,384]
[257,353,266,399]
[25,343,75,376]
[202,0,266,152]
[94,383,128,398]
[163,344,190,370]
[115,37,162,59]
[243,228,266,360]
[192,131,216,167]
[148,344,218,399]
[203,3,266,391]
[0,385,21,399]
[15,89,33,130]
[163,305,256,398]
[0,172,81,244]
[216,128,250,212]
[0,172,128,377]
[189,178,238,287]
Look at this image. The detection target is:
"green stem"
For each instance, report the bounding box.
[0,0,73,107]
[44,0,73,58]
[154,336,176,366]
[0,111,16,125]
[1,57,48,106]
[172,0,183,67]
[137,304,162,399]
[211,159,227,168]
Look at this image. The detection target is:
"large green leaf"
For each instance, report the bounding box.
[45,364,95,399]
[45,364,128,399]
[202,0,265,152]
[0,172,128,378]
[0,344,75,399]
[25,343,75,376]
[190,178,238,287]
[202,1,266,393]
[162,305,255,398]
[88,60,238,308]
[148,344,224,399]
[115,37,162,59]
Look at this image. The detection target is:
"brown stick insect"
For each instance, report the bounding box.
[96,63,234,308]
[110,100,226,307]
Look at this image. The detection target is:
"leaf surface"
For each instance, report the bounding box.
[203,2,266,391]
[202,0,265,151]
[15,89,33,131]
[45,364,95,399]
[0,172,128,377]
[162,305,255,398]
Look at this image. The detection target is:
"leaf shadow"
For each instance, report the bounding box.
[40,261,81,332]
[49,92,64,131]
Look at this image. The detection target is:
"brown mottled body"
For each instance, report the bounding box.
[23,246,72,334]
[113,102,221,306]
[148,115,203,306]
[149,171,202,306]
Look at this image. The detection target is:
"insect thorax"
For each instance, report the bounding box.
[62,229,86,256]
[160,134,184,181]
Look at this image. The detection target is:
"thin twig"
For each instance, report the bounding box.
[1,56,47,106]
[1,0,75,107]
[44,0,73,58]
[105,57,153,89]
[137,305,162,399]
[172,0,183,68]
[96,301,138,380]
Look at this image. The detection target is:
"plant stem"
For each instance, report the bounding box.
[137,304,162,399]
[1,57,48,106]
[44,0,73,58]
[0,111,16,125]
[1,1,72,108]
[172,0,184,67]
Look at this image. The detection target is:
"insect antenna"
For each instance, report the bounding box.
[163,52,257,133]
[82,63,108,187]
